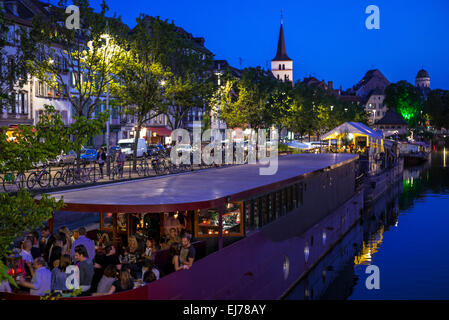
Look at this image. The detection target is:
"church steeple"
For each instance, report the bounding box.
[272,18,291,61]
[270,14,293,84]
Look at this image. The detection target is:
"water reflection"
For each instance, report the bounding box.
[285,152,449,300]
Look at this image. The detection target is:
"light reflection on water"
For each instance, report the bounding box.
[285,152,449,300]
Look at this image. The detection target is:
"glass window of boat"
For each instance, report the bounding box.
[223,202,243,235]
[101,212,113,230]
[197,209,220,236]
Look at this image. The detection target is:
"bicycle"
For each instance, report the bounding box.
[111,161,125,180]
[2,172,26,193]
[27,164,52,190]
[137,157,151,177]
[68,162,99,184]
[53,165,68,187]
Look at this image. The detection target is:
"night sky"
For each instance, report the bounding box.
[60,0,449,90]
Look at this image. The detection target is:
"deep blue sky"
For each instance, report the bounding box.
[67,0,449,90]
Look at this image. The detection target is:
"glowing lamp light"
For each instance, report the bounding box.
[6,251,24,277]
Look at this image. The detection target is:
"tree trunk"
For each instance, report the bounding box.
[133,124,142,171]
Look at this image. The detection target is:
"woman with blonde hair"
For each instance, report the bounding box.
[107,264,134,294]
[124,235,141,278]
[59,226,73,254]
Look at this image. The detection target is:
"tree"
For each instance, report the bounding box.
[220,67,279,130]
[26,0,127,164]
[384,81,423,127]
[136,16,214,131]
[424,89,449,129]
[0,106,67,287]
[112,15,170,169]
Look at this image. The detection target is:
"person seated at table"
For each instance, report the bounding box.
[92,247,106,293]
[94,264,118,295]
[107,264,134,294]
[143,238,158,261]
[124,236,141,264]
[143,270,157,285]
[74,245,94,293]
[179,233,195,270]
[165,228,181,248]
[51,254,71,294]
[164,212,182,236]
[103,244,122,270]
[169,242,182,273]
[17,257,51,296]
[141,260,160,281]
[48,238,63,271]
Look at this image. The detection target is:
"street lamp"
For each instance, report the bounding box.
[373,110,376,124]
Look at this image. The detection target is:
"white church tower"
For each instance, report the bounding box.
[271,16,293,84]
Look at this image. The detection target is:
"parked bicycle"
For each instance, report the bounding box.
[52,164,68,187]
[27,164,52,190]
[136,157,151,177]
[64,162,99,185]
[2,172,26,193]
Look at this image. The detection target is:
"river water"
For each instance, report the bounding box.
[285,151,449,300]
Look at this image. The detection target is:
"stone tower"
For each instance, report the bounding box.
[415,69,430,89]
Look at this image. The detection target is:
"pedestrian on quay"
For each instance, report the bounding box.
[115,148,126,178]
[97,147,106,178]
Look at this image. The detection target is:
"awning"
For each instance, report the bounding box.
[321,122,383,141]
[146,127,172,137]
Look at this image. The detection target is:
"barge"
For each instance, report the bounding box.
[2,153,364,300]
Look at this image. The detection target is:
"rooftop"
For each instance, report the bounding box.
[375,110,408,125]
[40,153,357,213]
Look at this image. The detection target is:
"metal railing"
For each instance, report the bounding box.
[0,151,232,195]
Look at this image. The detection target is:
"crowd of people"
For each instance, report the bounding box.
[1,224,196,297]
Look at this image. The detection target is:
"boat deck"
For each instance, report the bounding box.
[40,153,357,212]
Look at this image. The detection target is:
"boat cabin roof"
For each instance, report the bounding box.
[38,154,357,213]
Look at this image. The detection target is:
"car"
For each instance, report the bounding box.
[118,138,148,158]
[80,149,97,162]
[50,150,77,166]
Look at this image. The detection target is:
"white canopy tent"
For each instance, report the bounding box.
[321,122,384,152]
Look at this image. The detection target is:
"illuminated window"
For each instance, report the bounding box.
[196,204,243,237]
